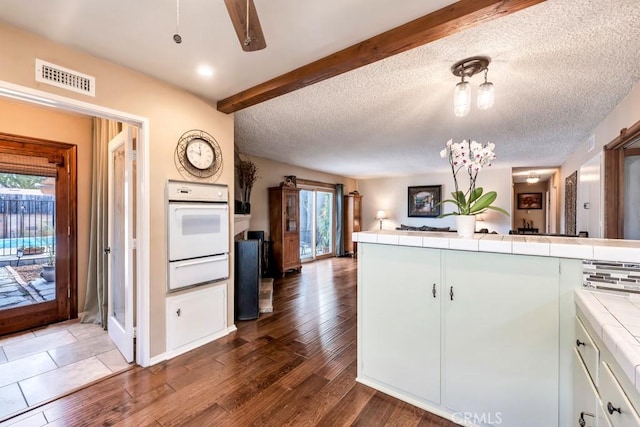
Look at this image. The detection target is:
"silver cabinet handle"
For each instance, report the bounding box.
[578,411,594,427]
[607,402,621,415]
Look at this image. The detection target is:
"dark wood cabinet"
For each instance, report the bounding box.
[344,193,363,256]
[269,186,302,277]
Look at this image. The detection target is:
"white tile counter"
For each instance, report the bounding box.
[575,290,640,395]
[354,230,640,262]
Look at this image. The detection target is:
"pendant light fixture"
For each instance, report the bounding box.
[451,56,494,117]
[477,68,494,110]
[526,173,540,184]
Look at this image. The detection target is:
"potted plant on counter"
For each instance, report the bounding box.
[437,139,508,237]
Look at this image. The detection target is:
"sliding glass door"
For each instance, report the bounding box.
[299,188,334,261]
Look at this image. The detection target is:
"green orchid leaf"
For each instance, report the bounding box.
[468,191,497,214]
[486,205,510,215]
[468,187,483,204]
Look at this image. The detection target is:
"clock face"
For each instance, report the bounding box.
[185,138,214,170]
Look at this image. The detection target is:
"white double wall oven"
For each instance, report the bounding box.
[167,180,229,292]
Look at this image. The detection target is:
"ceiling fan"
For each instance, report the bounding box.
[223,0,267,52]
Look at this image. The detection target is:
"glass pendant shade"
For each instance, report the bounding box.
[453,81,471,117]
[477,81,495,110]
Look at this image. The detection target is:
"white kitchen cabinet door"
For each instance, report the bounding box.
[359,244,441,404]
[573,349,599,427]
[443,250,559,427]
[599,362,640,427]
[166,283,227,352]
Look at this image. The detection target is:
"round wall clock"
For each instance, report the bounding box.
[174,129,223,180]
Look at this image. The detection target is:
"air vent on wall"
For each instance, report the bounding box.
[35,59,95,97]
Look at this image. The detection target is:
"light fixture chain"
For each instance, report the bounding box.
[176,0,180,34]
[245,0,251,46]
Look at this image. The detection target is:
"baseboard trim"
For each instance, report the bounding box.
[149,324,237,366]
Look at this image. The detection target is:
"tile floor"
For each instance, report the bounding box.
[0,319,131,422]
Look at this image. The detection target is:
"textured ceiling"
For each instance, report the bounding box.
[1,0,639,179]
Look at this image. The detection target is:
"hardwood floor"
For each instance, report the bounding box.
[3,257,458,426]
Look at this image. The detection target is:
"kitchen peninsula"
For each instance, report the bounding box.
[354,230,640,427]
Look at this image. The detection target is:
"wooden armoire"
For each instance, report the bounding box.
[344,193,363,256]
[269,186,302,277]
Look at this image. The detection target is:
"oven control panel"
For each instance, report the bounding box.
[167,180,228,203]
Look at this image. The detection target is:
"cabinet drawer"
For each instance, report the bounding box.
[600,361,640,427]
[573,349,598,427]
[576,316,600,385]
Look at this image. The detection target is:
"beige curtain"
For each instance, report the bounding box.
[81,118,120,326]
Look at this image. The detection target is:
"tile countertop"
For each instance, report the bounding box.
[353,230,640,262]
[575,289,640,395]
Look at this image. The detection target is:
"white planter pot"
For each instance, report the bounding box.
[455,215,476,238]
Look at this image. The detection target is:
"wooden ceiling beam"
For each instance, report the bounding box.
[217,0,546,114]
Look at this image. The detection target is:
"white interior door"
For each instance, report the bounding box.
[107,127,134,362]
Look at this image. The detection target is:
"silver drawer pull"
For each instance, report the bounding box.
[578,411,594,427]
[607,402,622,415]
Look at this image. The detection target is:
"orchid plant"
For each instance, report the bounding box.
[437,139,508,217]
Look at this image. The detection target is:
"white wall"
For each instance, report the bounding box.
[577,153,603,238]
[561,82,640,233]
[359,167,512,234]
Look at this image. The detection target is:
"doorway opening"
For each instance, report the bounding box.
[0,80,150,367]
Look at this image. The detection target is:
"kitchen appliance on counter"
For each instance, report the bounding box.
[167,180,229,292]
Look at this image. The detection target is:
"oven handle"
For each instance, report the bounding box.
[173,254,228,267]
[171,205,228,211]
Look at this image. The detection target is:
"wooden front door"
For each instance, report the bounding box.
[0,133,77,335]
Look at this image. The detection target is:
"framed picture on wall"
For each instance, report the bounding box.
[408,185,442,217]
[517,192,543,209]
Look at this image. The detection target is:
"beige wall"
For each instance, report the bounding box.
[0,22,234,358]
[0,98,93,312]
[358,167,513,234]
[238,154,357,240]
[560,81,640,233]
[513,181,547,232]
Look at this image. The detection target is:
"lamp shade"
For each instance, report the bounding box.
[477,81,494,110]
[375,210,387,220]
[453,81,471,117]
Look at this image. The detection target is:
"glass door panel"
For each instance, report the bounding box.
[315,191,333,257]
[299,190,314,260]
[0,172,56,312]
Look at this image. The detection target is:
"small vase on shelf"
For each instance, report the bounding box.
[455,215,476,238]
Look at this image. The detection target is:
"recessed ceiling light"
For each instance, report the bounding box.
[197,65,214,77]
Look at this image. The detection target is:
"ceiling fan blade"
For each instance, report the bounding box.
[224,0,266,52]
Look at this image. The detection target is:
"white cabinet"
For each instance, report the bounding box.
[573,349,599,427]
[359,244,441,404]
[573,312,640,427]
[575,316,600,386]
[600,362,640,427]
[166,283,227,353]
[443,251,559,427]
[357,244,570,425]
